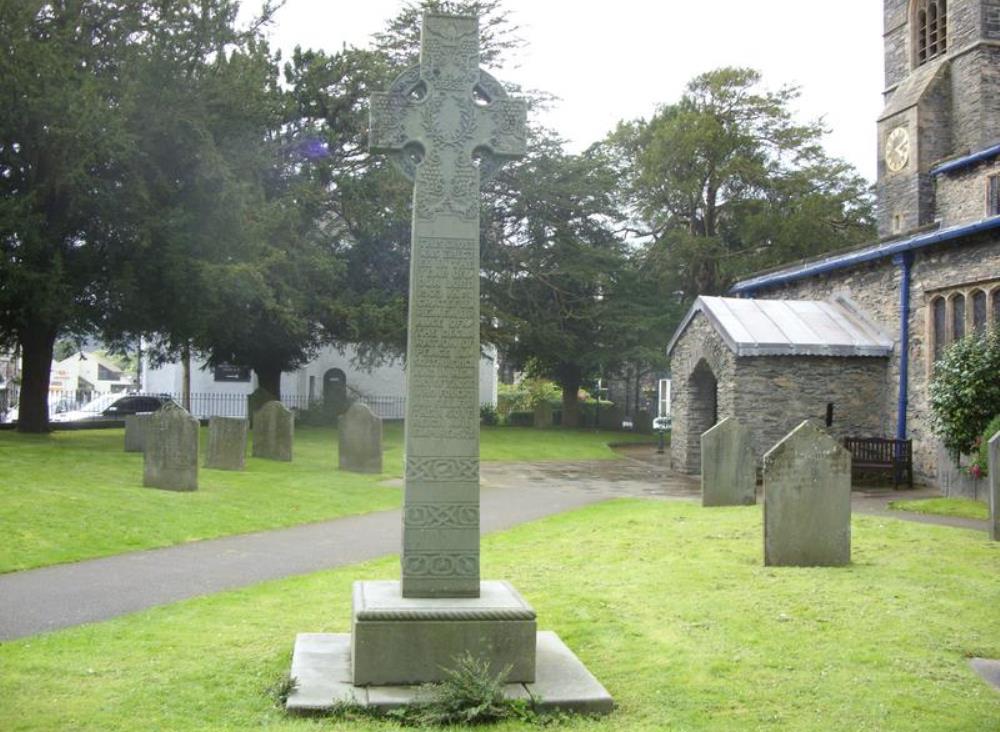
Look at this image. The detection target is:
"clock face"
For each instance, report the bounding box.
[885,127,910,173]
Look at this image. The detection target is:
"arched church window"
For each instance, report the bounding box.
[992,288,1000,326]
[914,0,947,67]
[972,290,988,334]
[932,296,947,362]
[951,292,965,341]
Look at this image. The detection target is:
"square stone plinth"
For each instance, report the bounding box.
[287,631,613,715]
[352,580,536,685]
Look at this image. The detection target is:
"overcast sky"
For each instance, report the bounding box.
[255,0,885,183]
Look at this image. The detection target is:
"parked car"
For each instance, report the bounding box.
[49,393,174,423]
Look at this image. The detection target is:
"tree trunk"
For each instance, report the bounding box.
[255,365,282,402]
[181,344,191,410]
[16,322,58,433]
[136,338,144,391]
[559,373,581,429]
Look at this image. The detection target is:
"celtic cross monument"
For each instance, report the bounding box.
[370,13,526,598]
[286,15,612,712]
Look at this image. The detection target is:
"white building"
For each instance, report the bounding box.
[142,343,499,419]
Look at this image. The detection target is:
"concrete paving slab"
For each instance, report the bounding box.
[970,658,1000,692]
[286,631,612,716]
[287,633,366,711]
[527,631,614,714]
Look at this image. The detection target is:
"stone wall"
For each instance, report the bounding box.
[669,315,737,474]
[733,356,890,465]
[751,234,1000,482]
[937,157,1000,224]
[951,44,1000,153]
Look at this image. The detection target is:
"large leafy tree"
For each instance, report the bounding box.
[610,67,874,300]
[0,2,149,432]
[483,136,628,426]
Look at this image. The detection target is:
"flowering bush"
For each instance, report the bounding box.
[930,327,1000,457]
[965,413,1000,478]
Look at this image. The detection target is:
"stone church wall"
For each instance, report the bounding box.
[936,157,1000,225]
[669,315,737,474]
[733,356,890,465]
[750,235,1000,482]
[668,312,890,476]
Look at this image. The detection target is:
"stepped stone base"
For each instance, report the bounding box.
[286,631,613,715]
[351,580,536,685]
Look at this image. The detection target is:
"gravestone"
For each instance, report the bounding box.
[142,403,198,491]
[701,417,755,506]
[205,416,248,471]
[287,12,611,715]
[252,401,293,462]
[124,412,153,453]
[763,420,851,566]
[989,431,999,541]
[338,402,383,474]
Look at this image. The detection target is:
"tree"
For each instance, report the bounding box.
[0,1,286,431]
[930,327,1000,457]
[609,67,874,300]
[0,2,146,431]
[483,136,628,427]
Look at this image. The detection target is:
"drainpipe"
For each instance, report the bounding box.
[892,252,914,442]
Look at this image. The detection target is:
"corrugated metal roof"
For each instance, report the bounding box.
[666,296,894,358]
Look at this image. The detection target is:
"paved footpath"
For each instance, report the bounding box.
[0,448,987,641]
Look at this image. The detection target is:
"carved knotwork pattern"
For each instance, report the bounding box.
[404,503,479,529]
[406,457,479,481]
[403,552,479,577]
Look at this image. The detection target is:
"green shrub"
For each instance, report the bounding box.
[388,653,534,727]
[480,403,499,426]
[930,327,1000,456]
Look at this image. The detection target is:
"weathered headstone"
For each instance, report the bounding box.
[338,402,383,474]
[124,412,153,453]
[252,401,293,462]
[763,420,851,566]
[205,416,248,471]
[989,431,999,542]
[287,14,611,714]
[701,417,755,506]
[143,403,198,491]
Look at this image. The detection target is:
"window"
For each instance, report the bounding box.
[914,0,948,66]
[928,279,1000,370]
[657,378,671,418]
[932,296,947,362]
[951,293,965,341]
[972,290,988,334]
[825,403,835,428]
[989,175,1000,217]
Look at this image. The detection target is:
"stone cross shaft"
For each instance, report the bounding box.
[369,13,526,598]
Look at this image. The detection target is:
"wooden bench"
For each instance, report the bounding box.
[843,437,914,488]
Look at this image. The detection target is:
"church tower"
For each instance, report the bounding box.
[878,0,1000,238]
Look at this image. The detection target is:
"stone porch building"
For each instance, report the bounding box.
[667,0,1000,484]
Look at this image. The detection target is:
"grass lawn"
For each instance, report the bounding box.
[1,500,998,731]
[0,425,649,573]
[889,497,990,521]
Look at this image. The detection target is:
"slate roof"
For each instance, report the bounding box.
[666,296,894,358]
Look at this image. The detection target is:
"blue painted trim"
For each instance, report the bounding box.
[931,143,1000,176]
[729,215,1000,295]
[892,252,913,443]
